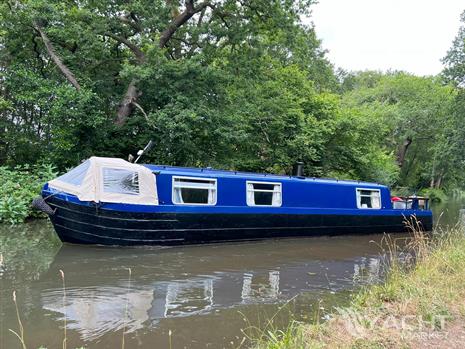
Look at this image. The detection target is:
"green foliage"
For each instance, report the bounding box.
[0,164,58,224]
[1,0,465,198]
[252,321,309,349]
[443,10,465,86]
[2,67,107,167]
[0,0,340,173]
[440,11,465,191]
[341,72,458,189]
[419,188,447,203]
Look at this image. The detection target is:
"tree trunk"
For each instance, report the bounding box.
[396,137,412,168]
[435,173,444,189]
[159,1,209,48]
[430,177,435,188]
[166,0,181,36]
[115,80,139,126]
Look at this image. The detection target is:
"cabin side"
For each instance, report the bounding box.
[44,158,428,212]
[149,166,393,211]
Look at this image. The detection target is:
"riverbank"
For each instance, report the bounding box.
[253,226,465,349]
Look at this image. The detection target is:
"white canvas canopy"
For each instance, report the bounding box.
[48,157,158,205]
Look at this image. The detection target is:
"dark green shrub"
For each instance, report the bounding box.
[419,188,447,203]
[0,164,58,224]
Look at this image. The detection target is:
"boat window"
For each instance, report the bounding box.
[102,168,140,195]
[247,181,282,207]
[54,160,90,187]
[172,177,217,205]
[356,188,381,209]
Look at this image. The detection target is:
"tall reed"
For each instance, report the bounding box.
[9,290,27,349]
[122,267,132,349]
[59,270,67,349]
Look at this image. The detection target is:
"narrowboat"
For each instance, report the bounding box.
[35,157,433,246]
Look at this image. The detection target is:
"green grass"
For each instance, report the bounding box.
[252,226,465,349]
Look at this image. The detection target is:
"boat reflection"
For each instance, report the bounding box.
[43,287,153,341]
[41,235,400,341]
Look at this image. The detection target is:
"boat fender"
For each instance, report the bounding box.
[32,197,55,215]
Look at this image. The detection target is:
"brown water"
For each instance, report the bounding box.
[0,202,461,349]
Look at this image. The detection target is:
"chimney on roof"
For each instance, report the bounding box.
[292,162,304,178]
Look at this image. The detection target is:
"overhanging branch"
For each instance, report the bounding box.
[159,0,211,48]
[33,22,81,91]
[104,33,146,63]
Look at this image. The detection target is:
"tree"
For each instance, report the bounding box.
[5,0,461,194]
[1,0,340,170]
[341,72,456,189]
[443,10,465,86]
[441,9,465,189]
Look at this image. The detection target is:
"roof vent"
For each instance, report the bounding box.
[292,162,304,178]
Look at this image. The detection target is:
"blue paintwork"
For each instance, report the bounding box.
[42,164,432,219]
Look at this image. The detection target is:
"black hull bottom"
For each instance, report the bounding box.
[47,198,433,246]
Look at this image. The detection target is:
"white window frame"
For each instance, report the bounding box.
[356,188,381,209]
[172,176,217,206]
[246,181,282,207]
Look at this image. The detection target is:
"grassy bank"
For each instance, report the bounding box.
[252,226,465,349]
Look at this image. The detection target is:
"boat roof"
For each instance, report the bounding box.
[143,164,387,188]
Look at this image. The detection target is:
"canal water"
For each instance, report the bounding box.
[0,201,461,349]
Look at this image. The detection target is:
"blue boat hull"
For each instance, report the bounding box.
[46,197,433,246]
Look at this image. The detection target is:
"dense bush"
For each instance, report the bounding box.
[0,164,57,224]
[419,187,448,203]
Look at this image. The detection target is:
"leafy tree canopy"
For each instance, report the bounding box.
[1,0,464,193]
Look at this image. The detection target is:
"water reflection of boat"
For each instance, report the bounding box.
[42,287,153,341]
[41,236,397,341]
